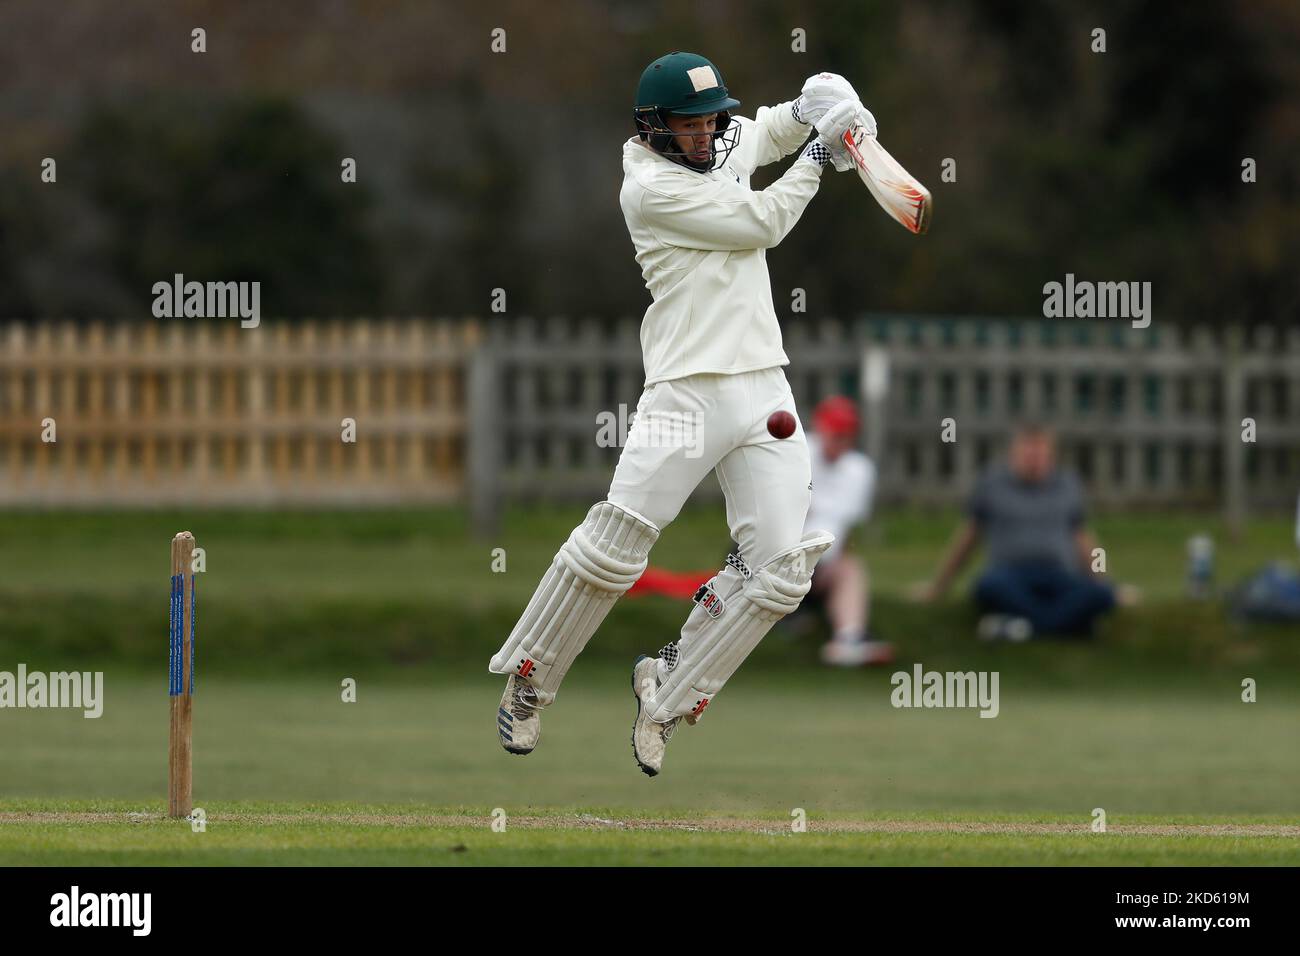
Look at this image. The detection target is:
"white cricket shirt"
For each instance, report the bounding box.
[619,102,822,385]
[803,433,877,561]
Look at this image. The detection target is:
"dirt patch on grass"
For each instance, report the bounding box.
[2,811,1297,838]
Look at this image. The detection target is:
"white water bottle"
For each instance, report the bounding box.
[1187,534,1214,599]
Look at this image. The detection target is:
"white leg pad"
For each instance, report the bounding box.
[489,501,659,705]
[646,530,835,722]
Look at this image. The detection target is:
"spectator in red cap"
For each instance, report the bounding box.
[797,396,894,665]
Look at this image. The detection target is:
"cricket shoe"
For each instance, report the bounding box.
[497,674,541,754]
[977,614,1033,643]
[820,638,896,667]
[630,654,681,777]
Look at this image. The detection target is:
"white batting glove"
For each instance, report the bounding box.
[792,72,858,125]
[852,103,878,139]
[811,101,879,173]
[806,99,865,171]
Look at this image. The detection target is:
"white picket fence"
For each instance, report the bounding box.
[468,316,1300,532]
[2,317,1296,529]
[0,319,475,505]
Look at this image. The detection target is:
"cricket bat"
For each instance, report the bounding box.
[842,123,932,235]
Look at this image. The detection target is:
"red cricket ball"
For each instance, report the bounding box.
[766,410,796,439]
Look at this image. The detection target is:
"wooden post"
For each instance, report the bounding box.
[169,531,196,819]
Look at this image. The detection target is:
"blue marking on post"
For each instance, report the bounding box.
[169,573,182,696]
[190,577,197,695]
[167,575,172,695]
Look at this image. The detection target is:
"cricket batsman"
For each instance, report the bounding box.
[489,52,869,775]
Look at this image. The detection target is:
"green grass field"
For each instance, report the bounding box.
[1,507,1298,864]
[4,803,1297,865]
[3,669,1298,864]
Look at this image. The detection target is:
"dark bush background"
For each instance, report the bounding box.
[0,0,1295,324]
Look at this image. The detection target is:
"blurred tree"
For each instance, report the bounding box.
[772,0,1299,324]
[406,79,530,313]
[0,0,1293,324]
[72,97,384,318]
[0,178,42,316]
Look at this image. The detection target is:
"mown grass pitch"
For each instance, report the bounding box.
[6,674,1300,812]
[3,803,1297,866]
[3,673,1298,864]
[2,507,1297,865]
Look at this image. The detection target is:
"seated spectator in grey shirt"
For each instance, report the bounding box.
[918,424,1117,640]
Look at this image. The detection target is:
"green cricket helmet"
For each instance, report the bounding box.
[633,52,742,172]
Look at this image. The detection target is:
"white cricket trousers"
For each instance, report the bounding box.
[607,365,811,568]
